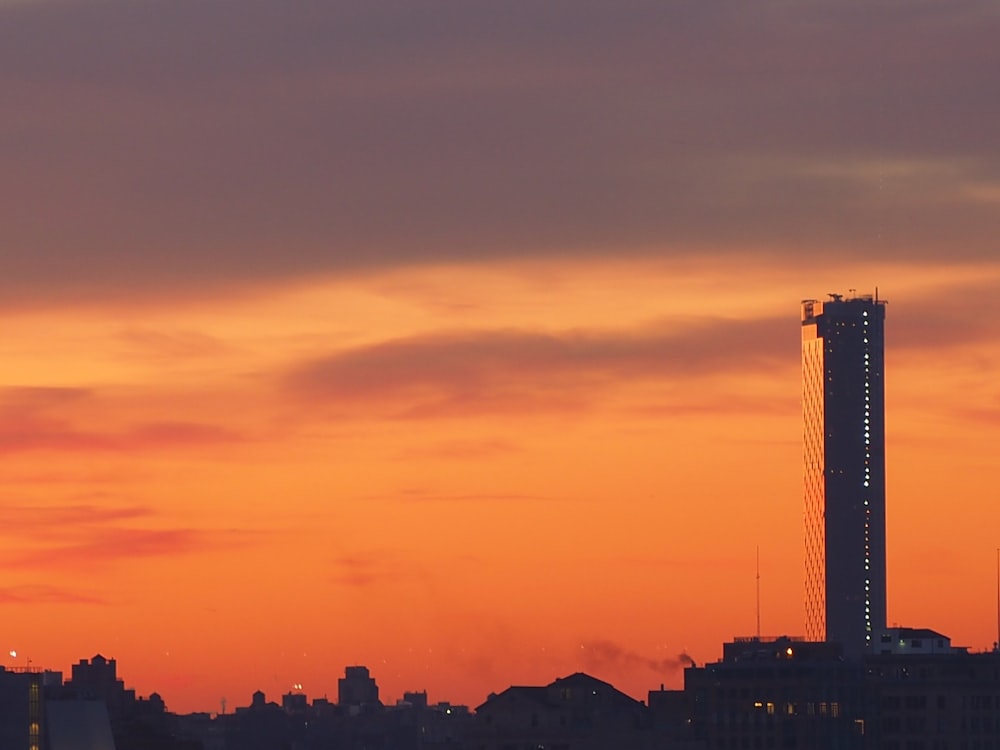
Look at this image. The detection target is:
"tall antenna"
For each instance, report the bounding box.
[756,545,761,640]
[995,548,999,650]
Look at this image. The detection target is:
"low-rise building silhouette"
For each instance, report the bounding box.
[875,627,954,656]
[468,671,653,750]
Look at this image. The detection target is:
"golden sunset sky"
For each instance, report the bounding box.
[2,0,999,713]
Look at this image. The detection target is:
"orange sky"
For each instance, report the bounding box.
[2,0,1000,715]
[3,256,1000,712]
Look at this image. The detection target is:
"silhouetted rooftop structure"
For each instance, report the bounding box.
[875,626,956,655]
[470,672,651,750]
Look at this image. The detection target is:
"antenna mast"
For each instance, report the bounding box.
[756,545,761,640]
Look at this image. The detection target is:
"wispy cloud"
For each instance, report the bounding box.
[0,503,151,533]
[394,439,521,461]
[3,527,201,570]
[114,327,231,360]
[0,584,107,606]
[362,487,552,504]
[0,501,254,573]
[0,417,244,454]
[0,386,92,411]
[0,396,245,456]
[329,553,427,589]
[330,556,385,588]
[283,317,793,418]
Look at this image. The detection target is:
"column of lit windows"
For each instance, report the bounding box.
[29,681,40,750]
[862,309,872,644]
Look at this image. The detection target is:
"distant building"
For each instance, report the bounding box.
[0,664,126,750]
[684,636,867,749]
[865,647,1000,748]
[402,690,428,708]
[0,667,45,750]
[226,689,296,750]
[282,691,308,714]
[875,627,955,656]
[66,654,136,717]
[802,293,888,655]
[646,683,697,742]
[469,672,651,750]
[311,696,334,716]
[338,666,380,708]
[676,631,1000,749]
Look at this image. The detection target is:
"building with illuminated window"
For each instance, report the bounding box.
[670,633,1000,749]
[678,636,867,749]
[0,667,45,750]
[802,293,887,657]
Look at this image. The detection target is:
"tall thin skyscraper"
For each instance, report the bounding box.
[802,293,887,657]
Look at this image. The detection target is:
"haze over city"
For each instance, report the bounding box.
[1,0,999,714]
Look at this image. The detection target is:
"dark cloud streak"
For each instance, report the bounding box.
[283,290,1000,419]
[2,527,200,569]
[0,500,258,572]
[0,503,151,533]
[0,584,107,606]
[0,416,245,454]
[283,316,794,417]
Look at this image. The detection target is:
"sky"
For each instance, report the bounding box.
[1,0,1000,714]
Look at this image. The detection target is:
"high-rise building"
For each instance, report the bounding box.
[802,293,887,657]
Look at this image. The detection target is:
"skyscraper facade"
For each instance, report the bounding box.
[802,293,887,657]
